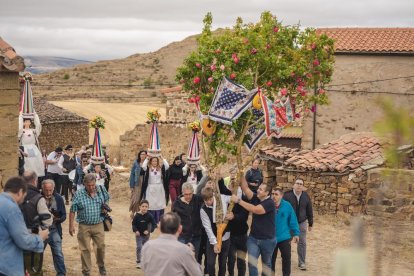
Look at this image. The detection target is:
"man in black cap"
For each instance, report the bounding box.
[46,147,64,194]
[58,145,77,204]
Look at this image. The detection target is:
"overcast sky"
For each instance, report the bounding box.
[1,0,413,61]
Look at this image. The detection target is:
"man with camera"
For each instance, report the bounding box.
[21,171,53,276]
[69,173,110,276]
[42,179,67,276]
[0,176,49,276]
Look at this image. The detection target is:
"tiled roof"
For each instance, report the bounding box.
[279,126,303,139]
[259,144,304,163]
[160,86,182,93]
[317,28,414,54]
[0,37,25,71]
[34,98,88,124]
[283,133,384,172]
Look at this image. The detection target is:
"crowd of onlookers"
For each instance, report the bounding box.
[1,146,313,276]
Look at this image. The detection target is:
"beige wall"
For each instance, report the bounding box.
[0,72,20,187]
[165,92,198,122]
[303,55,414,149]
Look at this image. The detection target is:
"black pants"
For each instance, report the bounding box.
[227,234,247,276]
[206,238,230,276]
[271,239,292,276]
[47,173,62,194]
[198,230,208,271]
[60,175,72,201]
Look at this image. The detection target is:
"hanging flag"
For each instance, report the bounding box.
[244,108,265,151]
[260,92,294,137]
[208,77,257,125]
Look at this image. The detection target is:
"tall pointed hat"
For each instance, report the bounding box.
[187,121,201,165]
[147,110,162,157]
[20,73,35,119]
[90,116,106,164]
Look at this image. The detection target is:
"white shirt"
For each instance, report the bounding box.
[200,195,232,245]
[294,190,302,203]
[47,152,63,174]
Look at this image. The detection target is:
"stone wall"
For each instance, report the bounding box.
[302,55,414,149]
[165,92,197,122]
[366,169,414,221]
[120,122,193,168]
[262,161,414,220]
[274,168,367,215]
[0,72,20,187]
[38,121,89,154]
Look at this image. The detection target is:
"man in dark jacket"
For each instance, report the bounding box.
[218,178,249,276]
[172,180,205,259]
[21,171,53,276]
[283,178,313,271]
[42,179,67,276]
[245,159,263,193]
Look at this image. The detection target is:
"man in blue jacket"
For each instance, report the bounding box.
[271,187,299,276]
[0,177,49,276]
[42,179,67,276]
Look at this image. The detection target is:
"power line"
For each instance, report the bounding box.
[326,75,414,87]
[326,88,414,96]
[32,83,178,87]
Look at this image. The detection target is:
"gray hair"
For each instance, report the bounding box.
[181,182,194,193]
[83,173,96,185]
[22,170,37,184]
[42,179,55,188]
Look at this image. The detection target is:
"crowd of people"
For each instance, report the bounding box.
[1,143,313,276]
[128,150,314,276]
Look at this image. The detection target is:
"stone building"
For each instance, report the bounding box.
[303,28,414,149]
[0,37,25,187]
[259,132,414,221]
[33,98,89,154]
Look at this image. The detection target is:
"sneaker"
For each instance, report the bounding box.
[136,263,141,269]
[99,266,107,276]
[299,264,307,270]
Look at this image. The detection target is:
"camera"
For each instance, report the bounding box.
[101,203,112,213]
[31,213,51,234]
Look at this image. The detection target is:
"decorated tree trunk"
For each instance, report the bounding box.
[177,11,335,251]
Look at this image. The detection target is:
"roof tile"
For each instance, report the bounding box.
[317,28,414,54]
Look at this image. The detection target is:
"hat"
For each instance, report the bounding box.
[187,131,200,165]
[91,128,105,164]
[20,74,35,119]
[147,122,161,157]
[65,145,73,150]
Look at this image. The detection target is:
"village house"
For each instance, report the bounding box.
[0,37,25,186]
[302,28,414,149]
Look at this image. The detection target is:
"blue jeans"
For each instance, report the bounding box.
[45,228,66,276]
[178,235,201,258]
[247,236,277,276]
[135,235,150,263]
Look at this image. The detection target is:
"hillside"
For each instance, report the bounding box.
[32,35,199,100]
[24,56,92,74]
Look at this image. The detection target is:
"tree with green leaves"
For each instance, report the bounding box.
[176,11,335,249]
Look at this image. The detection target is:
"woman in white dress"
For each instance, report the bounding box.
[182,163,207,194]
[141,156,169,224]
[18,113,45,178]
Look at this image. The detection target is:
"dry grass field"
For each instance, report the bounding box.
[50,100,166,145]
[41,173,414,276]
